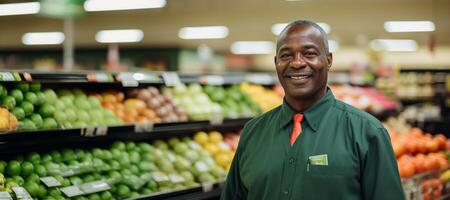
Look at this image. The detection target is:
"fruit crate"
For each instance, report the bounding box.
[402,168,450,200]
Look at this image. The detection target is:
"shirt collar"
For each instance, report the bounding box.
[279,88,336,132]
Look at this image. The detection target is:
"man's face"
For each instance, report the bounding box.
[275,24,332,100]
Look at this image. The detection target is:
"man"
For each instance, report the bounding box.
[220,20,405,200]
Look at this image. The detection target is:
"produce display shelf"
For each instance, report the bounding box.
[0,118,251,156]
[1,70,279,86]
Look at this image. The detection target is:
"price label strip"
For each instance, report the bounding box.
[12,187,33,200]
[40,176,62,187]
[245,74,275,85]
[79,180,110,194]
[117,72,139,87]
[134,122,154,133]
[0,192,13,200]
[199,75,224,85]
[209,110,223,125]
[80,127,108,137]
[87,72,114,83]
[201,182,214,192]
[162,72,181,86]
[61,186,84,198]
[0,72,21,81]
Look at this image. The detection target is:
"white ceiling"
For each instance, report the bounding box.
[0,0,449,51]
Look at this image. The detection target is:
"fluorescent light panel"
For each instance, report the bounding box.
[370,39,418,52]
[22,32,65,45]
[178,26,229,40]
[96,29,144,43]
[84,0,166,12]
[271,22,330,35]
[231,41,274,55]
[328,40,339,53]
[384,21,435,32]
[0,2,40,16]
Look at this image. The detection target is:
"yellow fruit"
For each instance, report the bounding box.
[204,143,220,155]
[194,131,209,145]
[215,153,230,168]
[209,131,223,143]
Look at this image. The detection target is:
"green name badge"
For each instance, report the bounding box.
[309,154,328,166]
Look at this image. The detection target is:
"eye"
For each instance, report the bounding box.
[304,51,318,57]
[279,52,292,59]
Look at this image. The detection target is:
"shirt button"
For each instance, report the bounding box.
[289,157,295,165]
[283,190,289,195]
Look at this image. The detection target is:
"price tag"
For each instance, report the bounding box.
[61,186,84,197]
[12,187,33,199]
[95,126,108,136]
[87,72,113,83]
[201,182,214,192]
[162,72,181,86]
[151,171,170,183]
[0,72,21,81]
[79,180,110,194]
[59,168,75,177]
[169,174,186,184]
[0,192,13,200]
[23,72,32,81]
[209,111,223,125]
[134,122,154,133]
[134,73,160,83]
[245,74,274,85]
[80,127,95,137]
[117,72,139,87]
[199,75,224,85]
[40,176,62,187]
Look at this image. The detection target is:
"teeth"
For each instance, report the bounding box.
[290,75,308,80]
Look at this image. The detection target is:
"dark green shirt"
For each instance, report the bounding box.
[221,89,405,200]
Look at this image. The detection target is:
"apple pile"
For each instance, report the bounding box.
[1,83,58,131]
[239,83,282,113]
[193,131,235,171]
[54,89,123,128]
[0,137,226,199]
[330,85,398,113]
[128,87,188,123]
[163,84,222,121]
[92,90,161,124]
[202,85,260,119]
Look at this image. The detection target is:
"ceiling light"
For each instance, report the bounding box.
[384,21,435,32]
[230,41,274,55]
[0,2,40,16]
[328,40,339,53]
[95,29,144,43]
[84,0,166,12]
[178,26,229,40]
[370,39,418,52]
[22,32,65,45]
[271,22,330,35]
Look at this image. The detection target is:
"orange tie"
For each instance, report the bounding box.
[290,114,304,145]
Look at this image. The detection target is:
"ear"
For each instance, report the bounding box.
[326,53,333,70]
[274,55,277,65]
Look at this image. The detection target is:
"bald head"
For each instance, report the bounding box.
[276,20,329,54]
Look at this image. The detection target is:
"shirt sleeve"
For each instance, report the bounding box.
[220,126,249,200]
[361,126,405,200]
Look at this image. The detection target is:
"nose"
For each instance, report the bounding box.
[289,53,306,68]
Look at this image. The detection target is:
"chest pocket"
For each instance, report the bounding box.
[306,154,358,177]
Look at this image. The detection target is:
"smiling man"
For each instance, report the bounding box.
[220,20,405,200]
